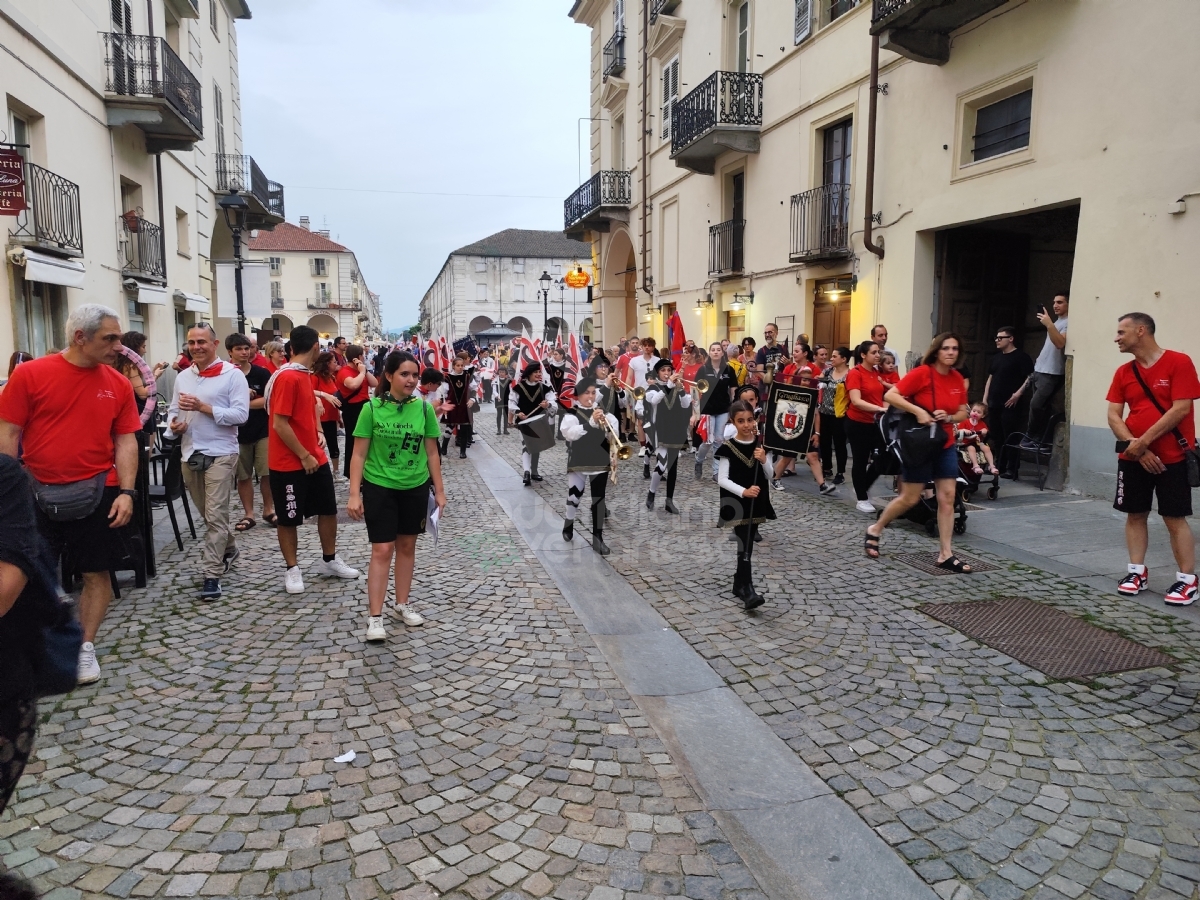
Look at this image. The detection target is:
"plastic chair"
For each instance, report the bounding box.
[148,440,196,550]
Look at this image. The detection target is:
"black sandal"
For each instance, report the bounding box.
[263,513,278,527]
[864,530,881,559]
[936,555,973,574]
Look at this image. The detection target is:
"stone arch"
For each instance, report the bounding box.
[468,315,494,335]
[307,314,339,337]
[600,227,638,342]
[545,317,569,343]
[258,315,293,340]
[579,317,594,343]
[507,316,533,335]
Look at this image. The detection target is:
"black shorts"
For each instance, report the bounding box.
[362,479,431,543]
[270,465,338,527]
[36,486,128,574]
[1114,458,1192,518]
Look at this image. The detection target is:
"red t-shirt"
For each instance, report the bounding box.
[1106,350,1200,464]
[0,353,141,485]
[881,369,900,385]
[312,374,341,423]
[682,362,702,384]
[336,364,370,404]
[895,364,968,448]
[957,418,989,446]
[845,364,887,424]
[268,369,327,472]
[251,352,269,370]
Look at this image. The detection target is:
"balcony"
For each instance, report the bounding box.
[9,163,84,257]
[789,184,853,264]
[671,71,763,174]
[708,219,745,278]
[650,0,681,23]
[563,171,632,238]
[120,213,166,283]
[871,0,1009,65]
[307,296,359,311]
[271,297,285,309]
[215,155,286,228]
[603,29,626,79]
[102,34,203,151]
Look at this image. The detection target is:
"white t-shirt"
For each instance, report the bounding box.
[1034,316,1067,375]
[626,354,660,389]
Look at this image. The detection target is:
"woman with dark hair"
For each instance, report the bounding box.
[311,352,343,469]
[819,347,851,484]
[0,351,32,398]
[695,341,739,480]
[865,332,972,571]
[336,345,379,478]
[347,351,446,643]
[113,331,154,416]
[845,340,889,513]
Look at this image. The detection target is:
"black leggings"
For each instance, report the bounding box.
[321,421,340,461]
[845,418,882,501]
[342,401,365,477]
[733,523,753,555]
[820,414,847,475]
[0,698,37,816]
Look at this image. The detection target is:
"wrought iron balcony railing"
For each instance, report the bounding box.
[102,34,202,136]
[709,219,745,277]
[789,183,852,263]
[120,214,166,281]
[564,171,632,230]
[10,163,84,256]
[215,155,286,221]
[271,297,285,309]
[671,71,763,158]
[872,0,912,24]
[870,0,1007,63]
[650,0,681,22]
[603,29,626,79]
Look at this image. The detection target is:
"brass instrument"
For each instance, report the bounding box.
[594,409,634,482]
[616,379,646,401]
[680,376,711,393]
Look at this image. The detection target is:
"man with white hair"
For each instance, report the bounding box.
[0,304,142,684]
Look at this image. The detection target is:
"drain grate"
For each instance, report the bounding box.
[893,551,998,575]
[919,596,1176,679]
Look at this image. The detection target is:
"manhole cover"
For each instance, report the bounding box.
[893,552,998,575]
[919,596,1176,679]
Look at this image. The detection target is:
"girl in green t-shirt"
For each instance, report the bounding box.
[347,351,446,643]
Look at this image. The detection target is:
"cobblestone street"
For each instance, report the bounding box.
[0,455,766,900]
[485,431,1200,900]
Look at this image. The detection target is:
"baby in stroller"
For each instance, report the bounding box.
[957,402,1000,501]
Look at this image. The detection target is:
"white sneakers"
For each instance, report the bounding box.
[285,556,361,594]
[365,616,386,642]
[77,642,101,685]
[398,605,425,627]
[856,500,876,514]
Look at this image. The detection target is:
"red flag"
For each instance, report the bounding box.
[666,310,686,369]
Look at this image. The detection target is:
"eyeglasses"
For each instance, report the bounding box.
[994,336,1010,342]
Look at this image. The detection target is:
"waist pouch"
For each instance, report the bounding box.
[29,471,108,522]
[187,452,216,473]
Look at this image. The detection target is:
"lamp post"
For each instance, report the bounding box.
[218,191,251,334]
[539,270,552,343]
[557,280,566,336]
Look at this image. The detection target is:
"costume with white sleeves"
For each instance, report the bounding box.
[509,364,557,483]
[560,396,618,556]
[643,365,692,513]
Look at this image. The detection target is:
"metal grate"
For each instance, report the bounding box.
[919,597,1176,679]
[893,551,997,576]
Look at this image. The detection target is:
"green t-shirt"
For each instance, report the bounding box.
[353,395,441,490]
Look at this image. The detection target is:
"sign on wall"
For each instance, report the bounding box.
[0,149,27,216]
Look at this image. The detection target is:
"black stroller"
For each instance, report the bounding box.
[872,409,969,536]
[959,451,1000,502]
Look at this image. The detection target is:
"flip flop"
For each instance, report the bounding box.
[234,516,256,532]
[263,513,278,527]
[936,555,973,574]
[864,530,881,559]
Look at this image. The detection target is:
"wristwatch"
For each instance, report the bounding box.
[120,489,140,499]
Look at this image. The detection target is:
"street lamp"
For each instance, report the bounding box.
[218,191,251,334]
[556,279,566,336]
[539,270,552,342]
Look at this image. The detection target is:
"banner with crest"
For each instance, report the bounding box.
[763,382,818,456]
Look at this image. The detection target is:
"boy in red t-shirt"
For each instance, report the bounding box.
[1106,313,1200,605]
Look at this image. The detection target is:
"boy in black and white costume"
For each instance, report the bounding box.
[509,362,557,485]
[560,378,617,556]
[644,358,692,514]
[590,357,626,420]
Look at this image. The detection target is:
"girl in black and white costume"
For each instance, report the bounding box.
[716,400,776,610]
[590,356,626,419]
[560,378,617,556]
[509,362,557,485]
[644,358,692,514]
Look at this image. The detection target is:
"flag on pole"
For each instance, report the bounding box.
[515,326,543,372]
[666,309,686,369]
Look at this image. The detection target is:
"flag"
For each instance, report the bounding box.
[558,330,582,409]
[515,326,543,372]
[437,335,452,372]
[666,309,686,369]
[424,337,440,372]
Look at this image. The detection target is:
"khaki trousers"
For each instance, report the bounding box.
[181,453,239,578]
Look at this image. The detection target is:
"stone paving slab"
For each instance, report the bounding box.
[484,430,1200,900]
[0,456,773,900]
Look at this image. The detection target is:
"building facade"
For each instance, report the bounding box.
[246,217,382,346]
[420,229,593,344]
[565,0,1200,496]
[2,0,284,365]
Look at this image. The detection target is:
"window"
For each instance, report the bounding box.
[9,113,29,165]
[268,256,282,274]
[310,258,328,276]
[826,0,858,25]
[795,0,812,44]
[553,264,562,275]
[209,0,219,34]
[823,119,852,186]
[314,283,330,303]
[176,208,190,256]
[661,56,679,141]
[614,0,625,31]
[271,281,282,303]
[476,283,487,302]
[512,259,525,274]
[475,260,487,272]
[111,0,133,34]
[212,84,225,158]
[736,2,750,73]
[613,115,625,170]
[513,283,525,302]
[972,89,1032,162]
[127,298,145,333]
[15,280,66,357]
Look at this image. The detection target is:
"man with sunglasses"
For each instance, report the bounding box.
[983,326,1034,479]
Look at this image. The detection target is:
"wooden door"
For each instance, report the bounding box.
[813,297,851,350]
[938,228,1028,402]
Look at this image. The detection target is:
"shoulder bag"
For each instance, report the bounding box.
[28,471,108,522]
[1130,363,1200,487]
[897,366,945,468]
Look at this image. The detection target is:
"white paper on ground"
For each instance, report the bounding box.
[333,750,356,764]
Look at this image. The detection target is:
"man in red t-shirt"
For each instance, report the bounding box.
[1107,313,1200,605]
[268,326,360,595]
[0,304,142,685]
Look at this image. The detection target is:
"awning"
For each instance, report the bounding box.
[138,283,169,306]
[17,248,86,289]
[173,290,211,314]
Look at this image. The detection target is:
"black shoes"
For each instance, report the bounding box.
[459,448,467,459]
[733,555,765,610]
[591,506,610,555]
[643,463,651,480]
[695,460,703,480]
[664,498,679,514]
[523,471,532,486]
[562,519,574,541]
[201,577,222,601]
[645,491,655,510]
[531,473,544,482]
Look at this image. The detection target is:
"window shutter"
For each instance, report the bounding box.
[661,57,679,141]
[795,0,812,44]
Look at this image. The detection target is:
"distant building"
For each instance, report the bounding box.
[247,217,382,345]
[420,229,592,343]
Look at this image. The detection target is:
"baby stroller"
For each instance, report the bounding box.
[874,408,970,536]
[959,452,999,502]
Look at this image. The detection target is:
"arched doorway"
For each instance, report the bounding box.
[507,316,533,335]
[258,315,293,342]
[468,315,494,335]
[545,317,569,344]
[307,314,339,339]
[601,228,638,343]
[579,317,594,344]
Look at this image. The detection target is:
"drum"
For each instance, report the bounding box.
[517,412,556,453]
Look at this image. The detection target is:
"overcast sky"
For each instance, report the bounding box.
[238,0,590,331]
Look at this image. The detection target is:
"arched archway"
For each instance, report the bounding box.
[579,317,594,344]
[468,315,494,335]
[307,314,339,338]
[600,228,638,343]
[258,315,293,340]
[507,316,533,335]
[545,317,569,344]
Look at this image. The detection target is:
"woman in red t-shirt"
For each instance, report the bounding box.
[335,345,378,478]
[311,352,343,468]
[866,332,971,572]
[844,341,889,510]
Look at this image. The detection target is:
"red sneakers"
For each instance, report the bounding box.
[1164,574,1198,607]
[1117,567,1149,596]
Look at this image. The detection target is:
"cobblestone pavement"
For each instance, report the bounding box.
[487,429,1200,900]
[0,456,767,900]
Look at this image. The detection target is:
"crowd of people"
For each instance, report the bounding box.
[0,298,1196,840]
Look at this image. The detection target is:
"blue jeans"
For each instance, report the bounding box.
[901,445,959,485]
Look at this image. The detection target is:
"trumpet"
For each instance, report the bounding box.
[616,379,646,401]
[594,409,634,482]
[679,376,711,393]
